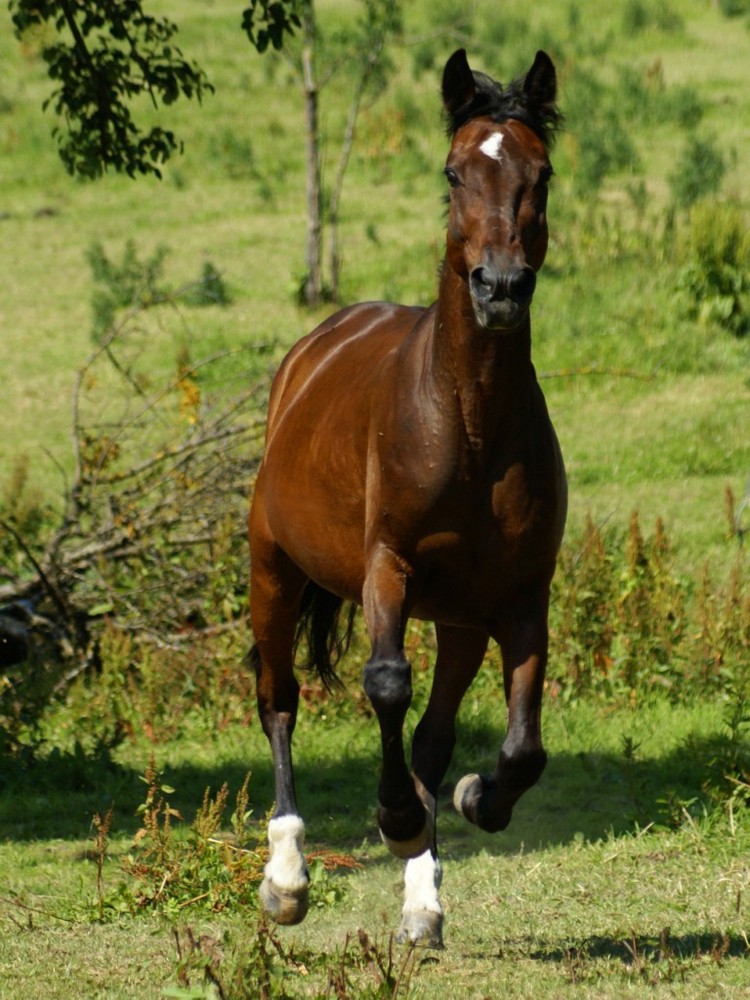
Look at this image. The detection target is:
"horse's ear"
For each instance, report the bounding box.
[523,50,557,116]
[442,49,476,126]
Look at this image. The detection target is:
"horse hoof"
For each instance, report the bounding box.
[259,877,309,926]
[396,909,444,949]
[453,773,512,832]
[453,773,482,819]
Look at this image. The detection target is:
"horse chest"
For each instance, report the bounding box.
[403,459,556,618]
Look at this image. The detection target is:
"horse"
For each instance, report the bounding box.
[248,48,567,949]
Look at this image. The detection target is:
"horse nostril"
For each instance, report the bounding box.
[506,267,536,303]
[471,265,536,305]
[469,266,498,301]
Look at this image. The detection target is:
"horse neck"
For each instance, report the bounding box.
[429,266,537,452]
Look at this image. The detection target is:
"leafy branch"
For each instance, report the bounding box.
[9,0,214,178]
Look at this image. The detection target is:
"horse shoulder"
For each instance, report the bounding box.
[265,302,426,438]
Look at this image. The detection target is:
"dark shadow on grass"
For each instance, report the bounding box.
[518,928,749,964]
[0,714,742,853]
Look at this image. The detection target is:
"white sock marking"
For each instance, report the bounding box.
[265,815,309,892]
[479,131,504,163]
[402,849,443,916]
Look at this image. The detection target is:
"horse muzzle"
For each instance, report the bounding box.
[469,264,536,331]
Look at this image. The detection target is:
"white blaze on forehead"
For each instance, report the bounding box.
[479,131,504,163]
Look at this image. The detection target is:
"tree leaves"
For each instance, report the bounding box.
[9,0,215,178]
[240,0,302,54]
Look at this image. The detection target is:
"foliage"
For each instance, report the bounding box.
[8,0,213,178]
[561,65,642,196]
[241,0,302,54]
[16,295,261,628]
[677,198,750,336]
[0,295,264,756]
[87,241,232,342]
[693,556,750,693]
[0,455,51,572]
[1,457,75,755]
[621,0,685,35]
[183,262,233,308]
[7,1,403,305]
[102,760,264,919]
[614,62,704,130]
[669,134,726,209]
[550,512,749,702]
[86,239,170,342]
[717,0,750,16]
[84,757,358,933]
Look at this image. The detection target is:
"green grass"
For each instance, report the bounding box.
[2,0,750,996]
[1,696,749,998]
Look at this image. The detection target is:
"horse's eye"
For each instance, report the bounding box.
[444,166,460,188]
[538,165,554,186]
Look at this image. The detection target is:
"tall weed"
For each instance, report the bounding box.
[169,921,416,1000]
[550,510,748,702]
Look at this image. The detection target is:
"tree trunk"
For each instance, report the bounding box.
[328,44,383,302]
[301,3,323,306]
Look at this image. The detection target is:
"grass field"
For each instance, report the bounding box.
[2,695,749,998]
[1,0,750,996]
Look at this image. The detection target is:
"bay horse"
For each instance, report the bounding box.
[249,48,566,948]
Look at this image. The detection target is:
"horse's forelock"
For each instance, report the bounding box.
[444,68,562,149]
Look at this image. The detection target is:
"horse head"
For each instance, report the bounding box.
[442,49,560,332]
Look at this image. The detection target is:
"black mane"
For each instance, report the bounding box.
[444,67,563,149]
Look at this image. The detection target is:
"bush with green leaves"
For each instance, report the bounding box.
[86,239,171,343]
[669,134,726,209]
[1,456,67,755]
[677,198,750,336]
[562,66,642,196]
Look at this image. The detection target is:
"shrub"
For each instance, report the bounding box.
[86,243,231,345]
[622,0,684,35]
[677,198,750,336]
[669,134,726,209]
[562,66,641,196]
[183,261,232,307]
[86,239,171,343]
[1,455,67,755]
[718,0,750,16]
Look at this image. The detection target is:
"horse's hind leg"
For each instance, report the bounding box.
[249,499,309,925]
[454,589,549,833]
[397,624,488,948]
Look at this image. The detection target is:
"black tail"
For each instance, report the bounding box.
[294,582,356,691]
[248,582,356,693]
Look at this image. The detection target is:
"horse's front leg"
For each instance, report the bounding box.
[397,624,489,948]
[362,546,430,859]
[454,589,550,832]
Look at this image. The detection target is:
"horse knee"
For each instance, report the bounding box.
[363,657,412,716]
